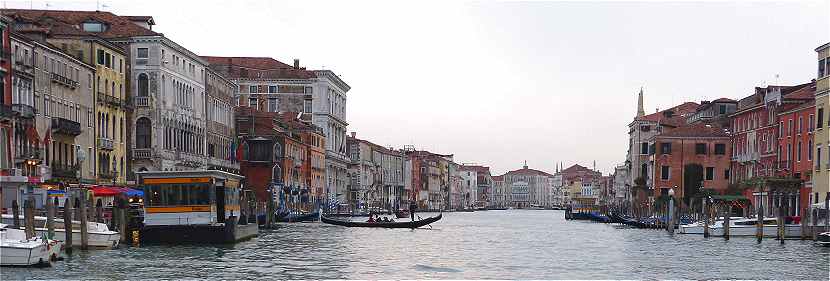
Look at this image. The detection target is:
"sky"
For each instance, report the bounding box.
[5,0,828,175]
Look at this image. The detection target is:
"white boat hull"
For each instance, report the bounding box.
[681,224,802,237]
[35,228,120,249]
[0,243,50,266]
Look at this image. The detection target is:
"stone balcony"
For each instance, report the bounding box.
[134,96,152,108]
[51,117,82,136]
[97,137,114,151]
[133,148,153,159]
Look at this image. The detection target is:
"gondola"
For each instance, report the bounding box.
[321,213,442,228]
[277,210,320,223]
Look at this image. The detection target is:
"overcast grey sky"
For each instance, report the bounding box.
[8,0,828,175]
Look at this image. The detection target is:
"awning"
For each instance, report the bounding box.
[91,186,121,197]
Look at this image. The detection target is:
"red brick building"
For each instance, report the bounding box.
[0,16,11,178]
[775,81,815,213]
[650,123,732,201]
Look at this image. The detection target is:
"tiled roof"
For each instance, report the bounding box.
[202,56,316,80]
[635,102,699,124]
[658,123,731,138]
[712,98,737,103]
[459,165,491,175]
[505,167,554,177]
[561,164,593,174]
[783,81,815,100]
[2,9,160,38]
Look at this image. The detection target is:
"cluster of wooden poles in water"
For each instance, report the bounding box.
[566,193,830,244]
[9,189,134,252]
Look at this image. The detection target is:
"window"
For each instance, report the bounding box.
[136,118,152,149]
[82,22,105,32]
[249,85,256,93]
[714,143,726,155]
[97,49,105,65]
[724,169,730,180]
[797,141,802,162]
[810,114,815,132]
[705,167,714,181]
[820,58,827,77]
[818,108,824,129]
[818,147,823,170]
[105,53,111,68]
[268,98,278,112]
[788,119,793,135]
[136,48,149,59]
[779,121,783,136]
[249,98,257,108]
[640,142,648,155]
[695,143,707,155]
[809,140,813,161]
[799,117,803,133]
[303,100,312,113]
[719,105,726,115]
[660,142,671,155]
[268,85,277,93]
[137,73,149,97]
[660,166,670,180]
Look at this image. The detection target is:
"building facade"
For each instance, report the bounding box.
[815,42,830,204]
[502,163,554,208]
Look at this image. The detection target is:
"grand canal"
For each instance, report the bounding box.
[3,210,828,279]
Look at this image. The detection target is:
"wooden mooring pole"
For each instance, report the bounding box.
[724,205,731,240]
[46,196,55,239]
[12,199,20,228]
[63,198,73,254]
[703,197,710,238]
[757,192,764,243]
[95,198,103,223]
[79,189,89,250]
[23,198,34,239]
[777,192,785,244]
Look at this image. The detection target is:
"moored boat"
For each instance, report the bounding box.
[1,214,120,249]
[816,232,830,246]
[0,223,51,267]
[321,213,442,228]
[277,210,319,223]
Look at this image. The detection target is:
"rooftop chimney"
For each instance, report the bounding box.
[350,132,356,138]
[293,59,300,69]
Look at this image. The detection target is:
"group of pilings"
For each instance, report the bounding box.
[9,188,133,253]
[563,192,830,243]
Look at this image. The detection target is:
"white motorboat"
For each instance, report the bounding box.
[0,223,51,267]
[1,214,120,249]
[679,217,802,237]
[816,232,830,246]
[678,217,743,234]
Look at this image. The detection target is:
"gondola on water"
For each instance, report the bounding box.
[321,213,442,229]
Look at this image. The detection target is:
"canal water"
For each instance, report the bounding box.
[3,210,828,279]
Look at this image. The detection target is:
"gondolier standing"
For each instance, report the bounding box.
[409,201,417,222]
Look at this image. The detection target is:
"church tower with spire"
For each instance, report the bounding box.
[637,87,645,117]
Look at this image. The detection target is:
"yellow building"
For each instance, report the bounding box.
[47,35,128,185]
[815,42,830,203]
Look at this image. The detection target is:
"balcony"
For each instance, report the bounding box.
[51,164,78,179]
[51,117,82,136]
[133,148,153,159]
[14,149,41,163]
[12,104,35,119]
[97,92,124,108]
[97,137,114,151]
[50,72,78,89]
[0,104,13,120]
[134,96,151,108]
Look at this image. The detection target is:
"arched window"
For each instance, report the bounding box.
[138,73,149,97]
[273,142,283,161]
[272,164,282,184]
[136,117,152,149]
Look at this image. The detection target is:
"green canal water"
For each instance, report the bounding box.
[2,210,828,279]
